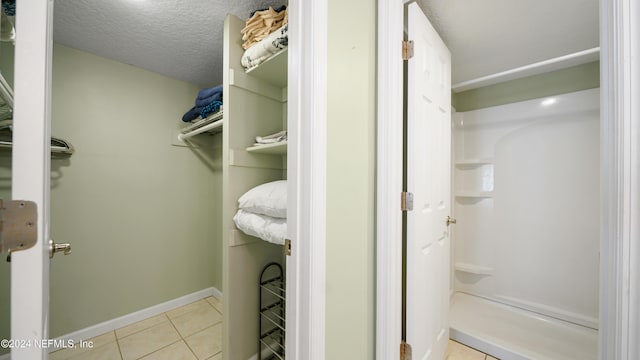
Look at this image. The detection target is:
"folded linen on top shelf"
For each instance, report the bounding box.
[241,5,288,50]
[182,85,223,122]
[241,24,288,70]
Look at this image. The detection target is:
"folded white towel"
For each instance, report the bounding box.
[255,130,287,144]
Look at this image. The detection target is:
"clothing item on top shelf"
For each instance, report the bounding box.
[241,6,288,50]
[181,85,223,122]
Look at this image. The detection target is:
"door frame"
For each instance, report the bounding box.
[287,0,328,359]
[9,0,327,359]
[599,0,640,359]
[376,0,640,359]
[10,0,54,359]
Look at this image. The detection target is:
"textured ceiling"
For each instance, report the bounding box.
[416,0,599,84]
[53,0,285,86]
[53,0,599,87]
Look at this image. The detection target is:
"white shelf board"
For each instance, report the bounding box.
[245,48,288,88]
[246,141,287,155]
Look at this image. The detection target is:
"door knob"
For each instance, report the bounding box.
[49,239,71,259]
[446,216,457,226]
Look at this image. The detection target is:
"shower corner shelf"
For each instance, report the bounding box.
[454,262,494,275]
[455,158,494,166]
[455,191,493,198]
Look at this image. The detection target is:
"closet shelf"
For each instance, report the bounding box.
[455,191,493,198]
[245,49,288,88]
[177,112,224,141]
[246,141,287,155]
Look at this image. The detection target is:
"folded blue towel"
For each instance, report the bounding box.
[182,106,202,122]
[182,85,224,122]
[197,85,222,100]
[195,92,222,107]
[200,101,223,119]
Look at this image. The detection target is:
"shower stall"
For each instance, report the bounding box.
[449,88,600,360]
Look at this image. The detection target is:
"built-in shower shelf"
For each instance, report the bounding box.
[455,191,493,198]
[454,262,494,275]
[455,158,494,166]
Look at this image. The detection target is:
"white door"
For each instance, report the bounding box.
[10,1,54,359]
[405,3,452,360]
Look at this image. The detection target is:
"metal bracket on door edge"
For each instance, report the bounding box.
[0,199,38,254]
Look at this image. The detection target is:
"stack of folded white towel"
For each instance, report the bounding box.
[233,180,287,245]
[254,130,287,146]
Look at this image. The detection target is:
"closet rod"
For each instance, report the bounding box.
[452,47,600,92]
[0,141,74,155]
[177,118,223,141]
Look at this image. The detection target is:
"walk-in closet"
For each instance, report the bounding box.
[0,2,291,360]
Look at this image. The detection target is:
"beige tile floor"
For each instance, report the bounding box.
[446,339,499,360]
[50,296,223,360]
[50,296,493,360]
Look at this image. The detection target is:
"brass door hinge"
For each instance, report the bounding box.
[400,341,412,360]
[402,40,414,60]
[284,239,291,256]
[401,192,414,211]
[0,199,37,254]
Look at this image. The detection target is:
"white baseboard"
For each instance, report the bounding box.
[54,287,220,346]
[0,287,220,360]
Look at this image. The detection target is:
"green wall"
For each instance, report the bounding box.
[49,44,222,337]
[452,61,600,112]
[326,0,376,358]
[0,44,223,346]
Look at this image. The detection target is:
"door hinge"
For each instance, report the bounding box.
[402,40,414,60]
[284,239,291,256]
[0,199,38,254]
[401,192,414,211]
[400,341,413,360]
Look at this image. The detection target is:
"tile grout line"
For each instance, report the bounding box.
[114,330,125,360]
[115,314,170,342]
[166,310,200,359]
[133,339,183,360]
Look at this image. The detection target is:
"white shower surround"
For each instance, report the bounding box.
[450,88,600,359]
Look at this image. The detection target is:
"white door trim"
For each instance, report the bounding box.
[10,0,54,359]
[600,0,640,359]
[287,0,327,359]
[376,0,404,359]
[377,0,639,359]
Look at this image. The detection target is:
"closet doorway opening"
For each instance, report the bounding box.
[7,0,328,359]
